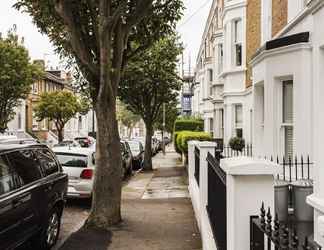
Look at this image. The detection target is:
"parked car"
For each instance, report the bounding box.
[0,138,39,145]
[121,140,133,177]
[0,143,68,250]
[53,140,81,148]
[127,140,144,170]
[74,136,96,148]
[53,147,96,199]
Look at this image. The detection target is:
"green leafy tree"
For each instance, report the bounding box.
[117,100,140,138]
[15,0,184,227]
[0,27,42,133]
[119,36,183,170]
[34,91,89,142]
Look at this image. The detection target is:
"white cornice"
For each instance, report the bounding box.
[222,1,247,21]
[222,87,252,98]
[219,67,247,78]
[250,43,312,66]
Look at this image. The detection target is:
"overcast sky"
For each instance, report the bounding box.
[0,0,211,70]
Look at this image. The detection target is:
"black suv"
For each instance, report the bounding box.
[0,144,68,250]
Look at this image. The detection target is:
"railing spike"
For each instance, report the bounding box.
[281,226,289,249]
[291,228,299,249]
[260,202,266,229]
[266,207,272,234]
[273,213,280,245]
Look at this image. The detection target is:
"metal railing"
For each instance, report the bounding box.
[216,144,253,159]
[194,146,200,186]
[206,152,227,250]
[250,203,321,250]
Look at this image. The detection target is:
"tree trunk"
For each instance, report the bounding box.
[143,122,153,171]
[86,98,122,228]
[57,128,64,143]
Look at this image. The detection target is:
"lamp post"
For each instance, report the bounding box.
[162,103,166,155]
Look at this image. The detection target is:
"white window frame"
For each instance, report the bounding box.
[233,19,242,67]
[281,80,294,158]
[234,104,243,138]
[218,43,224,74]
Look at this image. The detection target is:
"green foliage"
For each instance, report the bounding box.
[119,36,183,125]
[229,137,246,152]
[173,132,182,155]
[176,131,212,153]
[173,118,204,132]
[0,27,42,132]
[117,100,140,135]
[154,101,179,133]
[34,91,87,141]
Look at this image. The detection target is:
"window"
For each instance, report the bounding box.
[32,111,38,130]
[209,118,214,137]
[0,155,16,195]
[233,19,242,66]
[218,44,224,74]
[55,153,88,168]
[282,80,293,157]
[208,69,213,96]
[7,150,43,185]
[18,113,22,130]
[235,104,243,138]
[35,149,59,176]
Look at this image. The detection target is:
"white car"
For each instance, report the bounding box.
[53,147,96,199]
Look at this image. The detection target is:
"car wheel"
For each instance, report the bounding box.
[34,207,61,250]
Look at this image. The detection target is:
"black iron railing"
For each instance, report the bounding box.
[219,144,253,158]
[206,152,227,250]
[268,155,313,183]
[194,146,200,186]
[250,203,321,250]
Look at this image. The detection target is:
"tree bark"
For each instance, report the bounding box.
[86,97,122,228]
[143,121,153,171]
[57,128,64,143]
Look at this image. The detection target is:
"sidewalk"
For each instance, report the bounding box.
[60,145,201,250]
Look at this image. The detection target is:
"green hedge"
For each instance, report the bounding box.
[177,131,212,153]
[174,119,204,132]
[173,132,182,154]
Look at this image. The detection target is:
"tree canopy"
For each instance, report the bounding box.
[0,27,42,133]
[15,0,184,228]
[34,91,89,142]
[119,36,183,169]
[154,101,180,134]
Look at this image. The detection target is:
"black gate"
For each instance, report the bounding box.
[194,146,200,186]
[250,203,321,250]
[206,152,227,250]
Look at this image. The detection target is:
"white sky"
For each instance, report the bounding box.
[0,0,211,71]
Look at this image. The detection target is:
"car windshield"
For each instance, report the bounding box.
[55,153,88,168]
[127,141,140,151]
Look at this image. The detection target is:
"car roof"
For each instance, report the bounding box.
[52,146,95,155]
[0,143,48,154]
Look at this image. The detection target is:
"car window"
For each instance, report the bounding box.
[35,149,59,176]
[55,153,88,168]
[6,150,43,185]
[0,155,16,195]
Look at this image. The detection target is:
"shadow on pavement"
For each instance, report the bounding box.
[59,226,112,250]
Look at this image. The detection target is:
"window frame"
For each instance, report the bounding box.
[233,19,242,67]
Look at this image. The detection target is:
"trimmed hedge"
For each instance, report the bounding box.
[174,119,204,132]
[173,118,204,155]
[173,132,182,154]
[177,131,212,153]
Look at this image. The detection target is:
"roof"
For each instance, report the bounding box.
[52,146,95,155]
[0,143,48,154]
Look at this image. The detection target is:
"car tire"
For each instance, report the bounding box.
[33,206,62,250]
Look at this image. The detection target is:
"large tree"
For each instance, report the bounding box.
[0,28,41,133]
[15,0,183,227]
[34,91,89,142]
[119,36,182,170]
